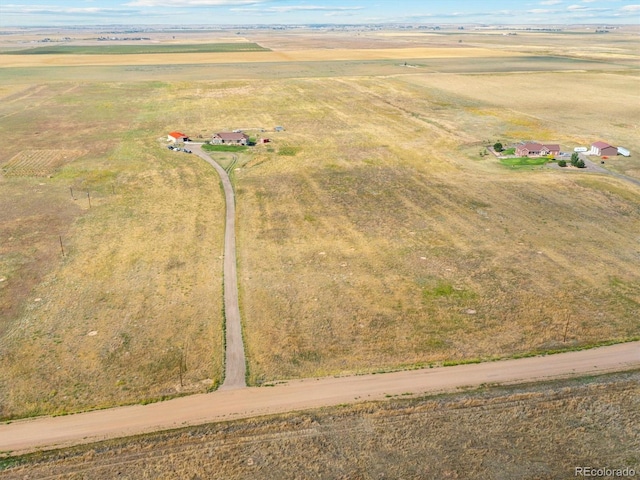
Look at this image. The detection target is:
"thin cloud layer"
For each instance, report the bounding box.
[1,0,637,25]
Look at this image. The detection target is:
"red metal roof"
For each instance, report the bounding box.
[592,141,611,149]
[169,131,187,139]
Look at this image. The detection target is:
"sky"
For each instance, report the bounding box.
[0,0,638,27]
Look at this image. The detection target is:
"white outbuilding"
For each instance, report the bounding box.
[168,131,189,143]
[617,147,631,157]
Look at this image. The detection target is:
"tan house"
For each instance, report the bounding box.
[211,132,249,145]
[515,142,560,157]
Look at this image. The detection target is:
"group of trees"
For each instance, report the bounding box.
[559,152,585,168]
[479,142,502,157]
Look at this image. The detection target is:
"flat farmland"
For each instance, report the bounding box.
[0,81,227,419]
[234,74,640,383]
[403,71,640,177]
[2,149,85,177]
[0,46,519,68]
[0,29,638,419]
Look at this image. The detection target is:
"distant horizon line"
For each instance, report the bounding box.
[2,22,638,29]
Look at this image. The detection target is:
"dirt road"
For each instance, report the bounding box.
[579,153,640,188]
[1,341,638,455]
[191,144,246,390]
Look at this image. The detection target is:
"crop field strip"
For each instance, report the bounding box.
[1,149,84,177]
[0,46,520,68]
[1,43,270,55]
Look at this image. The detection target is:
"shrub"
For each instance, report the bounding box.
[493,142,504,152]
[571,152,579,166]
[576,159,586,168]
[558,159,567,167]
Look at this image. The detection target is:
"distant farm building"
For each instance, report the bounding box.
[211,132,249,145]
[274,126,285,132]
[168,131,189,143]
[590,141,617,156]
[515,142,561,157]
[259,138,271,144]
[616,147,631,157]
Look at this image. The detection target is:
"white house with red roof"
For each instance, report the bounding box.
[168,131,189,143]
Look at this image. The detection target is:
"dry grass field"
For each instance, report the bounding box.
[2,371,638,479]
[233,72,639,383]
[0,28,638,419]
[1,150,85,177]
[0,82,227,419]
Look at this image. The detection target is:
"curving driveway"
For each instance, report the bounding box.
[192,144,246,390]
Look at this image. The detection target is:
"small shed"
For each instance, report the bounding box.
[168,131,189,143]
[617,147,631,157]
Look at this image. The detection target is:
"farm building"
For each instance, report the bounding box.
[168,131,189,143]
[515,142,561,157]
[211,132,249,145]
[590,141,617,156]
[617,147,631,157]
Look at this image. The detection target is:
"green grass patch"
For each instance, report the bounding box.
[422,281,475,300]
[503,147,516,155]
[500,157,550,167]
[278,146,300,156]
[202,144,248,153]
[2,43,270,55]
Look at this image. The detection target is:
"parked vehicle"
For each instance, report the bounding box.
[184,149,192,154]
[168,145,174,150]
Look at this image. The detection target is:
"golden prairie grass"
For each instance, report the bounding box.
[404,71,640,168]
[2,149,85,177]
[0,46,519,68]
[0,35,639,418]
[0,82,226,419]
[233,75,640,383]
[3,372,638,479]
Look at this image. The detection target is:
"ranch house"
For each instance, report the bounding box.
[211,132,249,145]
[515,142,560,157]
[168,131,189,143]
